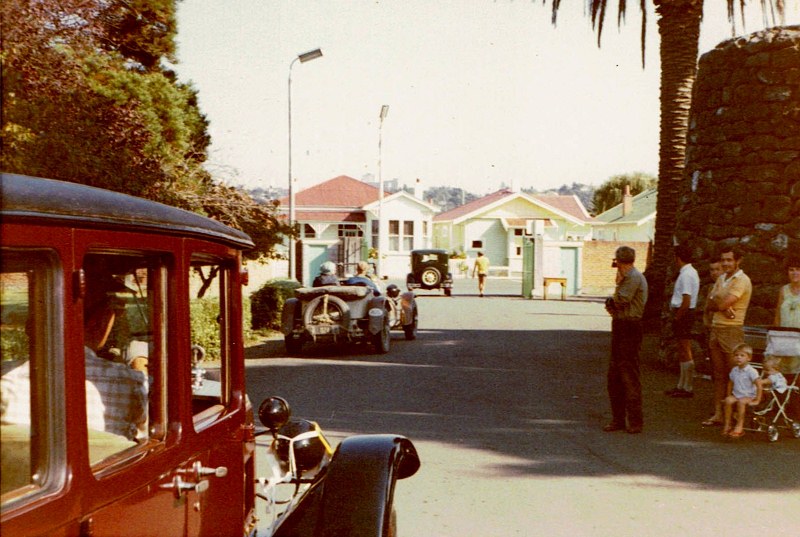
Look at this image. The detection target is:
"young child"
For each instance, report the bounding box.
[722,343,760,438]
[751,355,788,405]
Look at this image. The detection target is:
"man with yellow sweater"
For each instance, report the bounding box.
[702,245,752,427]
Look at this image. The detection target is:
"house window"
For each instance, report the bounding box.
[516,246,522,256]
[338,224,362,238]
[514,228,523,236]
[388,220,400,251]
[371,220,379,250]
[472,240,483,249]
[422,221,429,239]
[303,224,316,238]
[403,221,414,251]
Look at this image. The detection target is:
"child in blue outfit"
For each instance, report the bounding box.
[722,343,760,438]
[752,355,788,404]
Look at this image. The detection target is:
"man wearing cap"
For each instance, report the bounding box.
[603,246,648,434]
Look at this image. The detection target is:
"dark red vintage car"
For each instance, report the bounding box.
[0,173,419,536]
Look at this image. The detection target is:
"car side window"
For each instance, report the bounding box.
[189,258,230,422]
[83,253,168,469]
[1,250,65,506]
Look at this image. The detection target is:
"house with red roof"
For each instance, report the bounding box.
[433,189,595,295]
[279,175,438,284]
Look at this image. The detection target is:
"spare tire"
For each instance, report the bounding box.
[420,266,441,287]
[302,294,350,331]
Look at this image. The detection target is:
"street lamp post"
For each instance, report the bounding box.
[377,105,389,279]
[288,48,323,281]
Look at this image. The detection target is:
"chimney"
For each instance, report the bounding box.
[413,178,422,199]
[622,184,633,216]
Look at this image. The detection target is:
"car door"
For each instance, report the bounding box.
[74,238,190,536]
[185,247,250,537]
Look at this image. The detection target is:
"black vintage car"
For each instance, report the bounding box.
[406,249,453,296]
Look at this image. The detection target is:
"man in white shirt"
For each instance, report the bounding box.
[665,244,700,398]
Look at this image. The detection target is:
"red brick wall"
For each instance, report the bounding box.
[582,241,652,295]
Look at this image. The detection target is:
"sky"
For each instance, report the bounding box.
[173,0,799,196]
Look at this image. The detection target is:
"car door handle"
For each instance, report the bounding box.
[159,475,210,499]
[191,461,228,479]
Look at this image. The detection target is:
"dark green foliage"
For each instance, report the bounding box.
[1,0,293,264]
[250,279,302,330]
[591,172,657,215]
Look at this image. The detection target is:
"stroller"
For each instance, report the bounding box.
[746,328,800,442]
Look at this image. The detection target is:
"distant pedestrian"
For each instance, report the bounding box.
[702,244,752,428]
[665,244,700,398]
[472,251,489,297]
[603,246,648,434]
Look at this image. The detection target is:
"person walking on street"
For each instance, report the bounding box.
[472,251,490,297]
[665,244,700,398]
[603,246,648,434]
[702,244,752,427]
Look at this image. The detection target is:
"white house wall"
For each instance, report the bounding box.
[374,196,435,278]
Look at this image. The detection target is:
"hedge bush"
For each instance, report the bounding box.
[190,295,252,360]
[250,278,301,330]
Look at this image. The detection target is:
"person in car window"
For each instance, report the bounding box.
[83,287,148,441]
[313,261,339,287]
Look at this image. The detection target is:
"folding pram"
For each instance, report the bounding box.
[746,328,800,442]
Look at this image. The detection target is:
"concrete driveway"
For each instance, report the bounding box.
[245,277,800,537]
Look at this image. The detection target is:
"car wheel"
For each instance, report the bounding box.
[285,335,303,355]
[403,307,418,340]
[406,274,415,291]
[373,321,390,354]
[303,294,350,330]
[420,267,441,287]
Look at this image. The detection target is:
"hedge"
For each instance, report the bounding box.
[250,278,301,330]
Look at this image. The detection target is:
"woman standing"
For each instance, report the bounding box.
[774,255,800,328]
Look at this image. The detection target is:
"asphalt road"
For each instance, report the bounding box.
[244,277,799,537]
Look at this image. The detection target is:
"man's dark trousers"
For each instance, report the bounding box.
[608,318,644,428]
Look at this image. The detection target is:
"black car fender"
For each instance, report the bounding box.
[273,435,420,537]
[282,298,300,335]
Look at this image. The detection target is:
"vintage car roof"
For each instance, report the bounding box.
[411,249,448,255]
[1,173,255,250]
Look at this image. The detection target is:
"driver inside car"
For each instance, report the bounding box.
[83,283,148,441]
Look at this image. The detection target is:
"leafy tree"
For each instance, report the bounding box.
[1,0,292,262]
[546,0,785,321]
[423,186,478,212]
[592,173,657,215]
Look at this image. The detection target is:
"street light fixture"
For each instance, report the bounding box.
[377,105,389,279]
[288,48,323,281]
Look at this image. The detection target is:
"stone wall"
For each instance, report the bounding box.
[675,26,800,325]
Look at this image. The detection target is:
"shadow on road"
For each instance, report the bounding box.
[245,327,799,492]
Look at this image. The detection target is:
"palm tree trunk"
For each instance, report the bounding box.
[646,0,703,321]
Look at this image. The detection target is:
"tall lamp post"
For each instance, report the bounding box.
[288,48,323,281]
[377,105,389,278]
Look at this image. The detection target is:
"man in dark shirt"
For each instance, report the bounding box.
[603,246,648,434]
